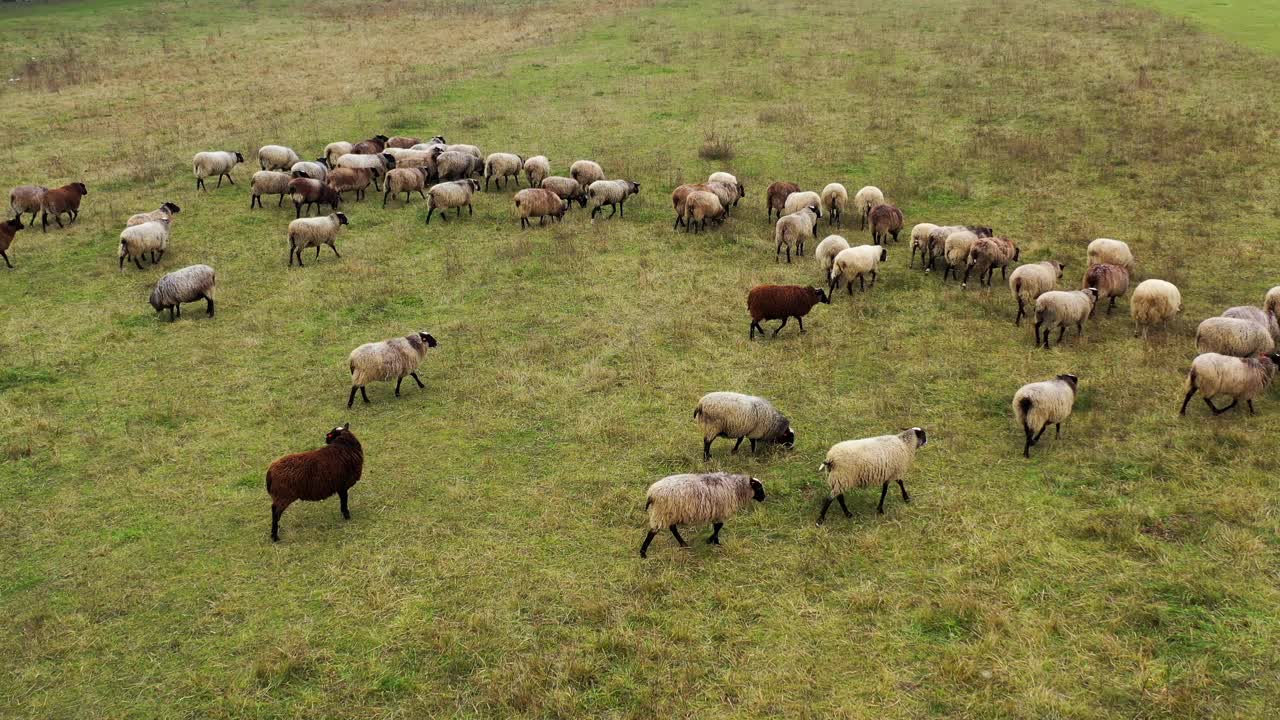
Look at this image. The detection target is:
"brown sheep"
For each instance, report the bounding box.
[288,177,343,218]
[747,284,831,339]
[382,168,431,207]
[766,181,800,221]
[1083,263,1130,316]
[682,190,726,233]
[40,182,88,232]
[327,167,375,202]
[0,216,23,268]
[868,203,903,245]
[962,236,1020,288]
[385,136,421,149]
[514,188,568,227]
[266,423,364,542]
[351,135,389,154]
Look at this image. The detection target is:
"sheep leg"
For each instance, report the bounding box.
[749,320,763,340]
[134,256,145,271]
[608,203,617,218]
[395,377,404,396]
[817,497,834,524]
[468,203,473,216]
[54,213,64,228]
[707,522,723,545]
[539,216,546,226]
[1209,398,1237,415]
[1023,426,1035,458]
[425,207,435,225]
[847,279,854,296]
[295,248,304,267]
[897,480,910,503]
[1108,297,1116,314]
[168,306,175,321]
[837,494,853,518]
[347,386,359,408]
[786,246,792,263]
[877,482,889,514]
[197,177,204,191]
[1058,327,1066,344]
[205,296,214,317]
[1032,424,1048,445]
[870,270,878,288]
[294,201,303,219]
[1034,321,1042,346]
[1249,399,1256,415]
[703,438,713,461]
[176,304,181,317]
[277,193,285,208]
[382,187,391,208]
[1015,300,1025,326]
[669,525,688,547]
[418,190,426,201]
[750,439,757,453]
[772,317,788,337]
[338,489,351,520]
[251,194,258,209]
[360,387,370,404]
[521,217,527,229]
[226,173,235,185]
[271,506,283,542]
[410,372,424,389]
[404,191,411,204]
[216,174,223,188]
[1180,384,1197,415]
[0,250,10,269]
[640,530,657,558]
[329,243,340,258]
[1055,423,1062,438]
[619,200,626,218]
[797,316,805,333]
[731,437,744,454]
[315,246,321,260]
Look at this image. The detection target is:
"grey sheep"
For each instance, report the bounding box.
[774,206,821,263]
[818,428,926,522]
[1181,352,1280,416]
[1221,305,1280,343]
[1195,317,1276,357]
[570,160,605,187]
[149,264,216,321]
[484,152,524,190]
[640,472,765,558]
[8,185,46,225]
[290,161,328,181]
[126,202,180,227]
[1013,374,1077,458]
[541,176,587,208]
[193,151,245,190]
[524,155,551,188]
[425,179,480,224]
[693,391,795,461]
[382,168,431,207]
[348,331,438,406]
[587,180,641,220]
[435,151,483,181]
[258,145,301,171]
[250,171,293,209]
[287,212,349,266]
[1034,288,1099,349]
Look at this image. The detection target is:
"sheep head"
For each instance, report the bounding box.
[418,332,438,348]
[750,478,766,502]
[325,422,351,444]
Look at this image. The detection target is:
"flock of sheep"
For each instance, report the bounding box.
[7,132,1279,553]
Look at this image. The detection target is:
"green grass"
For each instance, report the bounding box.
[1137,0,1280,52]
[3,0,1280,717]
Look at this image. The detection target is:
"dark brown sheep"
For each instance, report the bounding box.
[869,203,904,245]
[0,215,23,268]
[40,182,88,232]
[1083,263,1130,316]
[287,177,342,218]
[351,134,390,154]
[266,423,364,542]
[766,181,800,221]
[747,284,831,339]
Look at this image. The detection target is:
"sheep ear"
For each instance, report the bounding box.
[342,422,350,430]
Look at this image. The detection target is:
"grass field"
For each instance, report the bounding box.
[3,0,1280,717]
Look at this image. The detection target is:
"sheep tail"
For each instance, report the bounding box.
[818,459,833,472]
[265,469,273,493]
[1017,396,1033,429]
[645,498,653,510]
[693,404,703,419]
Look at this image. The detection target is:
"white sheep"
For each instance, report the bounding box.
[1034,288,1099,348]
[587,180,641,221]
[445,143,482,160]
[774,206,820,263]
[570,160,604,187]
[1130,279,1182,339]
[681,190,725,233]
[348,331,438,407]
[1087,238,1134,271]
[708,172,745,206]
[942,229,978,282]
[909,223,938,268]
[258,145,301,171]
[287,212,348,266]
[814,234,850,276]
[1195,317,1276,357]
[250,170,293,209]
[640,473,765,558]
[817,428,926,522]
[126,202,180,227]
[693,391,795,460]
[335,153,395,190]
[1009,260,1065,326]
[484,152,524,190]
[1180,352,1280,416]
[524,155,551,188]
[541,176,587,208]
[783,190,822,217]
[192,151,245,191]
[1221,306,1280,343]
[149,264,216,321]
[382,168,431,207]
[324,141,354,167]
[820,183,848,227]
[1013,374,1077,458]
[425,179,480,224]
[853,185,884,230]
[290,161,328,181]
[830,244,887,294]
[118,217,171,270]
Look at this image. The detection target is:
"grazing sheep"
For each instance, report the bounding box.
[348,331,438,406]
[425,179,481,224]
[814,234,850,276]
[817,428,926,521]
[1130,279,1182,339]
[387,148,441,175]
[257,145,300,171]
[673,183,737,227]
[250,170,293,209]
[783,190,822,217]
[1222,306,1280,343]
[484,152,524,190]
[774,206,821,263]
[821,183,848,227]
[324,141,354,167]
[386,135,422,149]
[524,155,551,188]
[1180,352,1280,416]
[853,186,884,230]
[962,236,1020,288]
[192,151,244,191]
[149,264,215,321]
[288,177,342,218]
[1267,287,1280,320]
[681,190,726,233]
[409,137,447,151]
[587,180,641,220]
[830,245,887,294]
[766,181,800,221]
[514,188,568,228]
[868,203,903,245]
[290,160,328,181]
[327,167,375,202]
[266,423,364,542]
[287,212,349,267]
[924,225,992,272]
[1087,238,1134,271]
[382,168,431,207]
[118,217,171,270]
[747,284,830,339]
[435,150,483,182]
[126,202,180,226]
[709,172,745,206]
[8,185,46,225]
[1013,374,1077,458]
[445,143,483,160]
[40,182,89,232]
[1034,288,1100,349]
[335,153,396,190]
[942,230,979,281]
[694,391,795,460]
[351,134,390,154]
[1083,263,1130,316]
[640,473,765,558]
[570,160,604,188]
[1009,260,1065,326]
[0,216,23,269]
[1195,317,1276,357]
[909,223,938,268]
[541,176,587,208]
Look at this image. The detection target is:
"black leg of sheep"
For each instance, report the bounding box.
[837,494,853,518]
[877,483,890,513]
[669,525,688,547]
[707,522,723,545]
[338,489,350,520]
[271,505,284,542]
[640,530,658,558]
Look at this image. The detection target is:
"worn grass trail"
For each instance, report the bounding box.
[2,0,1280,717]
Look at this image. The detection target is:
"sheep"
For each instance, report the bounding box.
[783,190,822,217]
[425,179,480,224]
[942,230,979,281]
[445,143,483,160]
[524,155,551,188]
[250,170,293,209]
[323,141,353,167]
[1082,263,1130,316]
[1087,238,1134,271]
[118,217,171,270]
[853,185,884,230]
[640,472,764,558]
[266,423,364,542]
[673,183,736,227]
[435,150,483,182]
[484,152,524,190]
[8,185,46,225]
[1012,374,1077,458]
[290,161,328,181]
[192,151,244,191]
[1009,260,1065,326]
[0,216,23,269]
[386,135,422,149]
[351,134,390,154]
[587,180,641,220]
[126,202,180,227]
[923,225,992,272]
[1033,288,1100,349]
[288,177,342,218]
[868,203,903,245]
[709,172,745,206]
[514,188,568,228]
[570,160,604,188]
[766,181,800,221]
[820,183,848,226]
[348,331,438,406]
[387,148,441,174]
[1221,306,1280,343]
[257,145,300,171]
[774,206,821,263]
[287,212,349,267]
[326,167,375,202]
[681,190,725,233]
[1130,279,1182,339]
[40,182,89,232]
[962,236,1019,288]
[1195,317,1276,357]
[909,223,938,268]
[335,153,396,190]
[694,391,795,461]
[1267,287,1280,321]
[149,264,215,321]
[1180,352,1280,416]
[409,137,447,151]
[814,234,850,276]
[817,428,926,522]
[382,168,431,207]
[747,284,830,339]
[830,245,888,294]
[541,176,587,208]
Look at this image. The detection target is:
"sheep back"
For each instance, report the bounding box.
[645,472,759,530]
[1131,279,1181,334]
[349,333,435,386]
[1013,375,1077,433]
[693,392,791,444]
[820,428,924,495]
[747,284,826,321]
[150,264,215,311]
[1195,317,1276,357]
[815,234,851,272]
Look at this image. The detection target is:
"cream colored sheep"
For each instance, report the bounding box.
[258,145,300,171]
[1034,288,1099,348]
[1180,352,1280,416]
[814,234,850,276]
[909,223,937,268]
[126,202,180,227]
[382,168,431,207]
[820,183,848,227]
[682,190,725,233]
[1013,374,1078,458]
[774,206,821,263]
[1130,279,1181,339]
[484,152,524,190]
[118,217,171,270]
[783,190,822,217]
[570,160,604,187]
[853,185,884,230]
[1195,317,1275,357]
[250,170,292,209]
[693,391,794,460]
[942,230,978,282]
[287,212,348,266]
[830,245,887,294]
[640,473,765,558]
[348,331,438,407]
[524,155,551,188]
[1009,260,1065,326]
[587,180,640,221]
[1087,238,1134,271]
[192,151,245,191]
[1222,306,1280,343]
[425,179,480,224]
[817,428,926,521]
